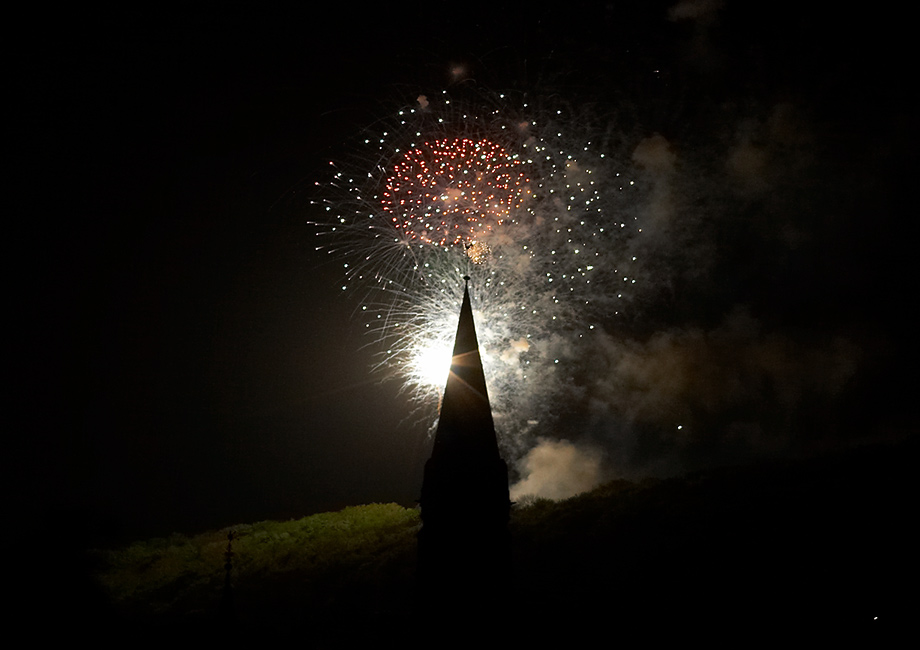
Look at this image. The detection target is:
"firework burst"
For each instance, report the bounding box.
[313,89,642,447]
[382,137,530,247]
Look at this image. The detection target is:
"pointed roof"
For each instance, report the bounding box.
[430,276,499,462]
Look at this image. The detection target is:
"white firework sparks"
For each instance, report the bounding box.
[312,89,643,447]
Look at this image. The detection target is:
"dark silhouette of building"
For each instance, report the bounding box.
[417,276,511,620]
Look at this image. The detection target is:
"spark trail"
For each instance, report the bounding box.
[313,90,643,450]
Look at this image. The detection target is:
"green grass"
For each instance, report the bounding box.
[95,503,420,627]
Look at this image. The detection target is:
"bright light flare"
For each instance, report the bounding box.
[412,340,454,388]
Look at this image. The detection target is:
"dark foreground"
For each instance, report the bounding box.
[54,437,916,644]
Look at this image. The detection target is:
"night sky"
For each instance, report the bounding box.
[16,1,916,541]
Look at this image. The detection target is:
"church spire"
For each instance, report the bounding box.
[417,275,511,616]
[429,275,499,462]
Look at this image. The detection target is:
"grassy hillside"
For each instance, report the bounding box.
[94,503,419,635]
[88,438,914,641]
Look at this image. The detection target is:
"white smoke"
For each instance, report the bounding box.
[510,438,606,501]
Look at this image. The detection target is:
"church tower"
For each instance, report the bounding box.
[417,276,511,613]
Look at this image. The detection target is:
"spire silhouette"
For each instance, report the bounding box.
[417,276,511,624]
[429,275,500,464]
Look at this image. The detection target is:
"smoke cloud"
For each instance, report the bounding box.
[667,0,724,22]
[578,307,863,475]
[510,438,606,501]
[594,309,859,423]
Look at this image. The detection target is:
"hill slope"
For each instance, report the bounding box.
[89,438,915,641]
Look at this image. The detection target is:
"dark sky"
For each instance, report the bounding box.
[15,1,916,541]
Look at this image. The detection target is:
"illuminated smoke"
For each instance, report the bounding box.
[510,438,606,501]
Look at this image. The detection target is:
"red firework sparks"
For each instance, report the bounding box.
[381,137,530,246]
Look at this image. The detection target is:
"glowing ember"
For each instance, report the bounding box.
[465,241,492,264]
